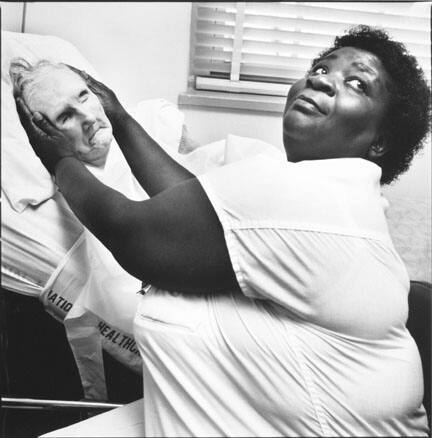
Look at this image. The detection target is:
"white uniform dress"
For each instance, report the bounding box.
[134,152,429,437]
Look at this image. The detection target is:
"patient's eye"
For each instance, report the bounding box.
[79,89,89,102]
[58,112,71,124]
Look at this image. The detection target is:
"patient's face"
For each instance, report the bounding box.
[25,67,112,167]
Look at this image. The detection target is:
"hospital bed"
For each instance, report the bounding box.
[1,29,431,434]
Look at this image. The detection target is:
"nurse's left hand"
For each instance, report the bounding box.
[15,96,75,175]
[67,65,126,125]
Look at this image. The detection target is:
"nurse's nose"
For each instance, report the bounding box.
[306,73,336,97]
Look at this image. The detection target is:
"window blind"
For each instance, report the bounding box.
[190,2,430,97]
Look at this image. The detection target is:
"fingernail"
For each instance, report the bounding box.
[33,112,43,121]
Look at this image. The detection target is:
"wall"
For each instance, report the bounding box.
[23,2,191,107]
[1,1,430,200]
[0,2,23,31]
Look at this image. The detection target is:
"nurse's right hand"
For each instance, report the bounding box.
[15,97,75,175]
[67,65,127,126]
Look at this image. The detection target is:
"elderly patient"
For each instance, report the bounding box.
[10,58,113,168]
[5,58,151,390]
[16,25,431,437]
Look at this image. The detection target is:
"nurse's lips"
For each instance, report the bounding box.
[296,94,326,114]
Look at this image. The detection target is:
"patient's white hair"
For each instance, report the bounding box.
[9,58,75,105]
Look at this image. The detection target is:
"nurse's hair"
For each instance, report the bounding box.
[311,25,431,185]
[9,58,76,107]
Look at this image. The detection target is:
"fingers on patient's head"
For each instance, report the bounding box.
[65,63,90,81]
[65,63,79,72]
[32,112,43,122]
[16,98,43,134]
[32,113,52,134]
[15,96,29,114]
[66,63,85,78]
[15,98,34,132]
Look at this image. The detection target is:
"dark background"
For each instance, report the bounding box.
[0,287,142,438]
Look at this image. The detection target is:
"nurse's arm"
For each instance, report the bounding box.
[55,157,239,294]
[113,112,195,197]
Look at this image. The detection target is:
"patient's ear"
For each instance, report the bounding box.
[367,135,390,160]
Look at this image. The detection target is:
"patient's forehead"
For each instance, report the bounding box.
[25,67,87,115]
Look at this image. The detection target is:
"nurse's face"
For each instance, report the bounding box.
[283,47,391,162]
[25,67,112,167]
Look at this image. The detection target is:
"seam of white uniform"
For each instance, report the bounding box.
[290,330,332,437]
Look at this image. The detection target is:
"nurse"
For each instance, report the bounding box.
[15,25,430,436]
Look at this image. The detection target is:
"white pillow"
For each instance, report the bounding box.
[1,31,103,213]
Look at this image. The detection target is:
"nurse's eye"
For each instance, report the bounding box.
[311,65,327,75]
[347,78,367,93]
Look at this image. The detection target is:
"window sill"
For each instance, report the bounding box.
[178,89,287,114]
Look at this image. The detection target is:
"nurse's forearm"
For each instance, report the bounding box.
[113,113,195,197]
[55,157,131,251]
